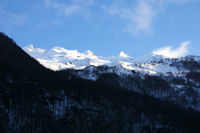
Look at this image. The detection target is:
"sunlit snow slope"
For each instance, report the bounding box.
[23,44,198,77]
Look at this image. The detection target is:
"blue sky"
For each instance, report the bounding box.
[0,0,200,57]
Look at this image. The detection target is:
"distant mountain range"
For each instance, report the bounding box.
[1,32,200,133]
[23,44,200,77]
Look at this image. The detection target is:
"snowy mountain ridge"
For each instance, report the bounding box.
[23,44,200,78]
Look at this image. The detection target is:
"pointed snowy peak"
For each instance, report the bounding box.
[86,50,95,56]
[85,50,98,59]
[119,51,131,58]
[23,44,46,53]
[24,44,34,52]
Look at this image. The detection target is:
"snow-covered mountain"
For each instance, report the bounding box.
[22,44,200,111]
[23,44,200,78]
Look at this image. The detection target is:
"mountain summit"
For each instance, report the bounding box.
[119,51,131,58]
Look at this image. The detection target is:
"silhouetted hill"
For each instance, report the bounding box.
[0,32,74,88]
[0,33,45,78]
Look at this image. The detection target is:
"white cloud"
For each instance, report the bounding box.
[130,1,156,34]
[44,0,93,16]
[152,41,191,58]
[107,0,156,34]
[105,0,197,35]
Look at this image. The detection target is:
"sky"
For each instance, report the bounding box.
[0,0,200,57]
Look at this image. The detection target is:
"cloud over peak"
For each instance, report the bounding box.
[152,41,191,58]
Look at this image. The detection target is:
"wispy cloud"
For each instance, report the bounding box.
[105,0,197,35]
[152,41,191,58]
[44,0,93,16]
[106,0,156,34]
[0,8,27,26]
[127,1,156,34]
